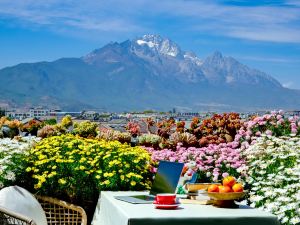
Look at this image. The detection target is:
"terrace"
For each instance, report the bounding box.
[0,111,299,225]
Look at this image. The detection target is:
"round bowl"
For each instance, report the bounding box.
[207,191,246,201]
[185,183,221,193]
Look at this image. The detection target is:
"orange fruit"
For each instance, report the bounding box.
[218,185,232,193]
[232,183,244,192]
[222,176,236,187]
[208,184,219,192]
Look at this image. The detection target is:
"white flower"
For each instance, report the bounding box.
[290,217,300,225]
[245,135,300,225]
[4,171,15,181]
[250,195,264,202]
[0,136,40,186]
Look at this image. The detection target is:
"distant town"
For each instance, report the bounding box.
[1,107,300,133]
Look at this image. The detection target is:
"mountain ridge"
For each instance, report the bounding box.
[0,34,299,112]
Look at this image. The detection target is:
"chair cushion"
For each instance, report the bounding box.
[0,186,47,225]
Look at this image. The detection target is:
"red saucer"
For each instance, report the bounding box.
[153,203,180,209]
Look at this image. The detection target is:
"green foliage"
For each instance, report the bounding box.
[72,121,98,138]
[143,110,156,114]
[43,118,57,125]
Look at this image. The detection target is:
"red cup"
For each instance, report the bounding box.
[155,194,176,205]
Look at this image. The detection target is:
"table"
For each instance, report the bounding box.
[92,191,280,225]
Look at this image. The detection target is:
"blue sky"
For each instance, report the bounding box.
[0,0,300,88]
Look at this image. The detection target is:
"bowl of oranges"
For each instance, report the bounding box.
[207,176,246,208]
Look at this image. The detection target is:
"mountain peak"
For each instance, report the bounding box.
[1,34,296,111]
[134,34,181,57]
[211,51,223,59]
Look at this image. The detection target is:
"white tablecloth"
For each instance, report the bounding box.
[92,191,279,225]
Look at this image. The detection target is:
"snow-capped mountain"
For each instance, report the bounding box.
[0,34,298,111]
[134,34,182,57]
[83,34,281,87]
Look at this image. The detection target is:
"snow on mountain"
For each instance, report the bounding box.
[135,34,181,57]
[83,34,283,88]
[0,34,297,111]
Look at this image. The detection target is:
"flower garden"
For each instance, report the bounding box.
[0,111,300,225]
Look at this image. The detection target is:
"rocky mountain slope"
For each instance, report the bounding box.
[0,34,298,111]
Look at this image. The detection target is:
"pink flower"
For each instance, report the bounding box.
[291,128,297,134]
[251,140,257,145]
[222,172,229,178]
[234,134,242,141]
[239,129,246,135]
[258,121,266,125]
[291,123,297,130]
[144,142,246,183]
[265,130,272,136]
[277,119,284,125]
[246,130,252,136]
[264,115,271,120]
[150,166,157,173]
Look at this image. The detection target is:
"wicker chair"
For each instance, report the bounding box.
[0,196,87,225]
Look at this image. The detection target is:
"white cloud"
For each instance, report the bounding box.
[0,0,299,43]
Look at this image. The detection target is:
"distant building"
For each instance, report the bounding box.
[5,109,30,120]
[29,108,49,118]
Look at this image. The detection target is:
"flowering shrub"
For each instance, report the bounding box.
[245,135,300,225]
[37,125,58,138]
[4,119,22,130]
[21,119,43,136]
[157,118,176,139]
[25,135,152,204]
[72,121,98,138]
[138,134,161,148]
[0,117,22,138]
[60,115,73,128]
[169,132,197,148]
[176,121,185,133]
[235,110,300,149]
[126,121,141,136]
[196,113,242,147]
[0,136,40,189]
[98,130,131,143]
[145,141,246,183]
